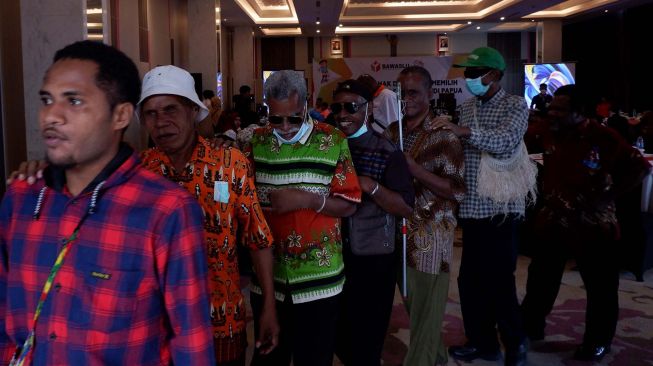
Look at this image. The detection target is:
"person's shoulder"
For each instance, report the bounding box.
[224,145,249,163]
[251,125,273,141]
[460,97,477,109]
[502,92,527,106]
[129,166,198,209]
[3,179,45,201]
[426,125,460,145]
[314,121,346,139]
[370,130,399,151]
[589,120,627,144]
[491,91,527,112]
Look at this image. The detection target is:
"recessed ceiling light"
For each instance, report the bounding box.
[467,21,472,25]
[531,19,535,22]
[317,29,320,33]
[476,26,481,30]
[500,16,505,21]
[444,32,447,35]
[604,9,609,13]
[339,24,343,27]
[316,17,320,25]
[316,21,320,25]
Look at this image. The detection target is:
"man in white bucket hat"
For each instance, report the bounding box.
[138,65,279,365]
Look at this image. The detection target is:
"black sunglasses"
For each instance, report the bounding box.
[330,101,368,115]
[463,68,492,79]
[268,114,304,125]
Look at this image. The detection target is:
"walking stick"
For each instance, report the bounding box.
[396,84,408,298]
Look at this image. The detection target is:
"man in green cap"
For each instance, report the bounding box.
[432,46,531,366]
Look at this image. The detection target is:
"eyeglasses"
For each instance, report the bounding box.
[267,114,304,125]
[330,101,368,115]
[463,68,492,79]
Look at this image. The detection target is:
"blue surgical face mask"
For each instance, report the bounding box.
[465,72,492,96]
[346,107,369,139]
[347,123,368,139]
[273,121,311,145]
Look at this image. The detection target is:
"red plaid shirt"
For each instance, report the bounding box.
[0,145,215,366]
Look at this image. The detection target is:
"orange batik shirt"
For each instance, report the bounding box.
[141,136,273,362]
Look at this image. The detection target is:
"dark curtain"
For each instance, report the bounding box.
[261,37,295,71]
[563,2,653,112]
[488,32,523,97]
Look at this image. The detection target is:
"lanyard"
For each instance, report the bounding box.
[9,220,86,366]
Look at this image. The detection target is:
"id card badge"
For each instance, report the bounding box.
[214,181,230,203]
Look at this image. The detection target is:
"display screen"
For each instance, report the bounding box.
[524,63,576,106]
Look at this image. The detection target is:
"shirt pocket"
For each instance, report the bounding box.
[71,262,144,333]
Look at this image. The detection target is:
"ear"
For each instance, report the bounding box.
[112,102,134,131]
[189,105,200,121]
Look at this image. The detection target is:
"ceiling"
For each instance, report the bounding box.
[217,0,646,37]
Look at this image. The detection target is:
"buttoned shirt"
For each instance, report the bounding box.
[0,144,215,366]
[457,88,529,218]
[140,136,273,362]
[244,121,361,303]
[388,115,465,273]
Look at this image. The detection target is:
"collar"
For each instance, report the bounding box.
[148,134,211,170]
[273,118,315,146]
[347,126,374,145]
[44,142,134,194]
[478,87,505,106]
[374,84,385,97]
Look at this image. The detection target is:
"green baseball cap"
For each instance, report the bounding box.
[453,47,506,71]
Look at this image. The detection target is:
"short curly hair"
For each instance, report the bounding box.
[53,40,141,110]
[264,70,307,105]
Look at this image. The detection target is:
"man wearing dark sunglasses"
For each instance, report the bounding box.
[331,80,414,366]
[434,47,530,366]
[242,70,362,366]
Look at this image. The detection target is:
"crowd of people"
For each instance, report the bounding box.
[0,40,650,366]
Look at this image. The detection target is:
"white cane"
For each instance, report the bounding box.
[396,84,408,298]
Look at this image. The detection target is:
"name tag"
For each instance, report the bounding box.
[91,271,111,280]
[214,181,230,203]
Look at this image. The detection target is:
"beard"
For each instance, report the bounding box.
[45,154,76,170]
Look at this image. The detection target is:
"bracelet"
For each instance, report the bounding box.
[369,182,380,196]
[316,195,327,213]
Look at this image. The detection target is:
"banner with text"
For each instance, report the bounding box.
[311,55,471,106]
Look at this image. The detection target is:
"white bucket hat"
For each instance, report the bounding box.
[137,65,209,122]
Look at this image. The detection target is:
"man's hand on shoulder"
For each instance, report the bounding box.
[6,160,47,185]
[430,116,470,138]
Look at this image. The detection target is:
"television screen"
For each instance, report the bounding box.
[524,63,576,107]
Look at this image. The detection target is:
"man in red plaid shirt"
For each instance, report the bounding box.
[0,41,215,365]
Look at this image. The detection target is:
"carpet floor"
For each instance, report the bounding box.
[243,232,653,366]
